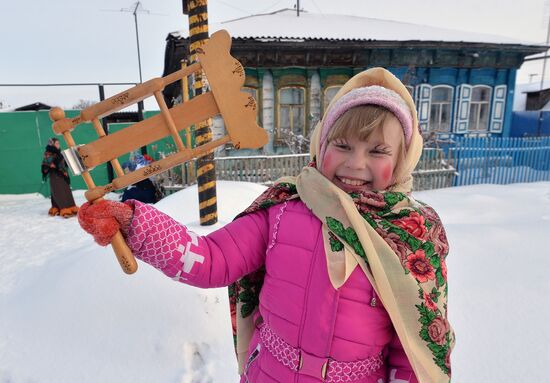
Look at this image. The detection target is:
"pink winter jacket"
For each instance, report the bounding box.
[125,199,418,383]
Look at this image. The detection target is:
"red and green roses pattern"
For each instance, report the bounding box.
[326,191,453,377]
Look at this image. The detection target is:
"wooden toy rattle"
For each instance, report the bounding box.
[49,30,268,274]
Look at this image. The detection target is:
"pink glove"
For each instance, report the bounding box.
[78,200,134,246]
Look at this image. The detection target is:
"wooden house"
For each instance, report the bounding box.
[162,9,546,154]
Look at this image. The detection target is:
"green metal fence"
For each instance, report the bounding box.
[0,110,166,196]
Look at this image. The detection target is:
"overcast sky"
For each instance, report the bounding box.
[0,0,547,110]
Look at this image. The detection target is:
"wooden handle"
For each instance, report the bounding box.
[110,231,138,274]
[82,135,232,200]
[85,191,138,275]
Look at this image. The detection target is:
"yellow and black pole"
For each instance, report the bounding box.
[184,0,218,225]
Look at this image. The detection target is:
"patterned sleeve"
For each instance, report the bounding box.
[125,200,269,288]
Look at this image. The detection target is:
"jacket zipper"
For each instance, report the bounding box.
[243,343,261,383]
[295,222,323,383]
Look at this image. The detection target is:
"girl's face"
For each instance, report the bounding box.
[321,114,403,192]
[54,140,60,149]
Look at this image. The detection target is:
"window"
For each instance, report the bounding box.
[429,86,453,132]
[469,86,491,132]
[278,87,305,138]
[324,86,342,112]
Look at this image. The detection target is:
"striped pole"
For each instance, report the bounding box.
[185,0,218,225]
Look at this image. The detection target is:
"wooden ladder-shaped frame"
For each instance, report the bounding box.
[50,30,267,274]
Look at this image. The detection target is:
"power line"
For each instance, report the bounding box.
[213,0,250,15]
[309,0,324,14]
[260,0,285,13]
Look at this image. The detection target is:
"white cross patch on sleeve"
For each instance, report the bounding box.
[173,232,204,280]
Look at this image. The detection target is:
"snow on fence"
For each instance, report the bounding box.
[160,148,456,193]
[450,136,550,186]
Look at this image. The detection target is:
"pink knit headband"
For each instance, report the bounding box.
[318,85,413,166]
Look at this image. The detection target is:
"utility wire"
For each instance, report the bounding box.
[213,0,250,15]
[260,0,285,13]
[309,0,324,14]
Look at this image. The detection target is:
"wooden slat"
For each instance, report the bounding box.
[85,136,230,199]
[78,92,218,168]
[77,63,201,124]
[81,78,165,122]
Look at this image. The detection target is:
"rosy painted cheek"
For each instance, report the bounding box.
[382,163,393,183]
[321,152,334,176]
[373,162,393,189]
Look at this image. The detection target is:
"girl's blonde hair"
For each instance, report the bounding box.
[326,105,406,186]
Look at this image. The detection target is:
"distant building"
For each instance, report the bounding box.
[525,88,550,111]
[163,9,546,154]
[14,102,52,111]
[511,81,550,137]
[514,79,550,112]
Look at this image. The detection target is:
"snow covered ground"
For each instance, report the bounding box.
[1,181,549,382]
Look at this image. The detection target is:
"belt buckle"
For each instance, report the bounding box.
[298,350,329,380]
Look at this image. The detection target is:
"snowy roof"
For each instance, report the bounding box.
[517,80,550,94]
[13,102,52,111]
[189,9,542,46]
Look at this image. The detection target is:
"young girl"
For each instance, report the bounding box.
[78,67,454,383]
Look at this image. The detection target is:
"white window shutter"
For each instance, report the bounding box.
[416,84,432,133]
[412,86,418,105]
[453,84,472,134]
[405,86,417,105]
[489,85,507,133]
